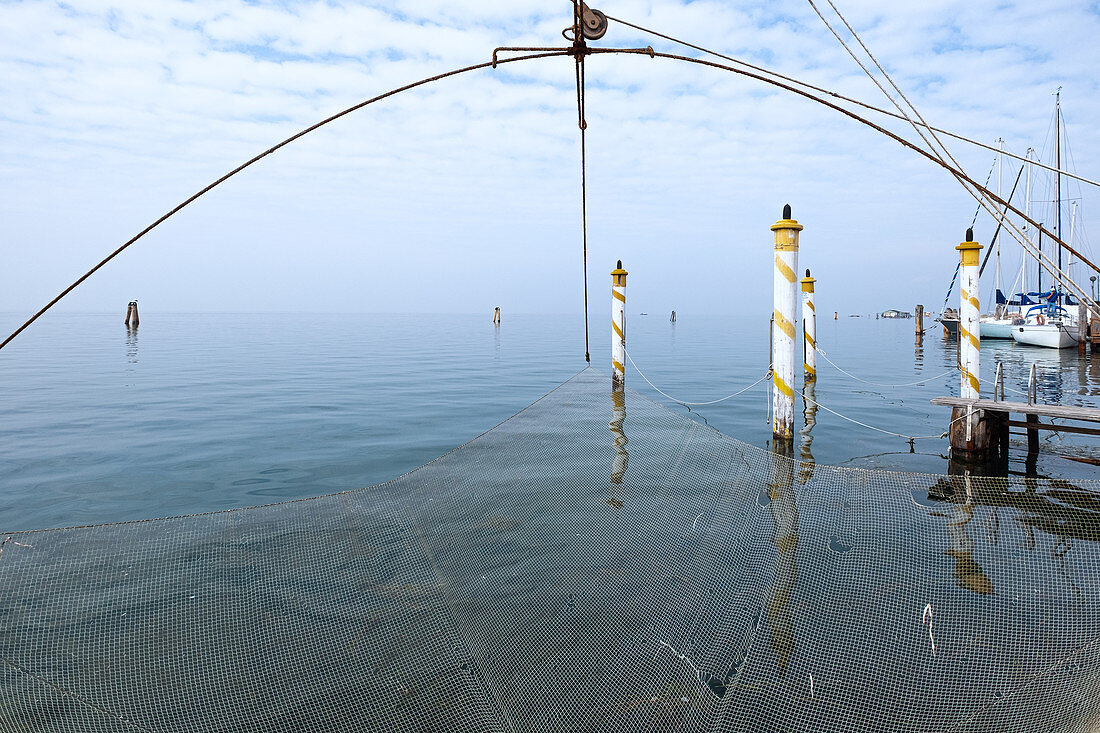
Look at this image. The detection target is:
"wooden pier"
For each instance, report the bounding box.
[930,396,1100,460]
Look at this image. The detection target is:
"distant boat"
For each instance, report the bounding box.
[1011,298,1080,348]
[1012,321,1077,348]
[1009,93,1084,350]
[979,315,1022,339]
[881,309,913,319]
[937,307,959,336]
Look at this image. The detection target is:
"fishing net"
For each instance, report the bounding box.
[3,368,1100,732]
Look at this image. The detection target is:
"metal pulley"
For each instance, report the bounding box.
[580,3,608,40]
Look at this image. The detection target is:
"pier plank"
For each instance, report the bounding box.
[930,397,1100,423]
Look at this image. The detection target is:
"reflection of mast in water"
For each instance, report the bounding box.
[798,381,818,484]
[608,386,629,504]
[767,442,798,677]
[939,471,995,596]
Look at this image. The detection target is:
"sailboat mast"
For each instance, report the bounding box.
[1023,147,1032,295]
[996,138,1003,314]
[1056,88,1062,277]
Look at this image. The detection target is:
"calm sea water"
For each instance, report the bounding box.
[2,311,1099,530]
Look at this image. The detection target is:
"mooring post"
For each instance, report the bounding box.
[124,300,139,327]
[493,306,501,325]
[958,230,982,403]
[915,304,924,336]
[1026,363,1039,454]
[1079,303,1087,353]
[771,205,802,440]
[800,269,817,382]
[611,261,627,387]
[949,229,996,461]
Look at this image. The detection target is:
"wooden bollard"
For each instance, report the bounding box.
[915,304,924,336]
[124,300,139,327]
[492,306,501,325]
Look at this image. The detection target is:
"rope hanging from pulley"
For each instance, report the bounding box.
[573,1,593,363]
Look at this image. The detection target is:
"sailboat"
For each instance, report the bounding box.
[1011,90,1082,349]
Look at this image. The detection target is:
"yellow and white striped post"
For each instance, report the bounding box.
[958,229,982,401]
[771,205,802,440]
[611,261,628,387]
[800,270,816,382]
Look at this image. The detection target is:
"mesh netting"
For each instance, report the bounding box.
[3,368,1100,732]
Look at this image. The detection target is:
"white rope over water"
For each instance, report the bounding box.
[817,348,957,388]
[801,392,959,442]
[627,348,963,441]
[624,349,772,406]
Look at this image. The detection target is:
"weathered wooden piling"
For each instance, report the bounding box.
[611,261,627,387]
[670,310,677,323]
[915,304,924,336]
[771,205,802,440]
[124,300,139,327]
[800,270,816,381]
[493,307,501,325]
[1079,303,1087,353]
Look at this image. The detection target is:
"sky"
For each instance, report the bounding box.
[2,0,1099,328]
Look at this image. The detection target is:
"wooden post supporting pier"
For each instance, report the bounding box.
[771,205,802,441]
[1079,303,1088,353]
[611,261,627,387]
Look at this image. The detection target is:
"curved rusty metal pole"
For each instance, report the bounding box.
[6,43,1094,353]
[0,50,572,353]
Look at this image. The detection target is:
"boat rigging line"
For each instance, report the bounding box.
[802,0,1098,311]
[979,163,1025,278]
[602,12,1100,190]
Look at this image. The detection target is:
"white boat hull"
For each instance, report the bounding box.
[979,320,1016,339]
[1011,323,1077,349]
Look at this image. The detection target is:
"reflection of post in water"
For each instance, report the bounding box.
[767,442,798,677]
[125,323,139,364]
[798,381,818,484]
[935,470,995,595]
[608,386,629,506]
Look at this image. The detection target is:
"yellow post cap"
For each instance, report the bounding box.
[611,259,628,276]
[800,268,816,292]
[956,227,982,251]
[771,203,804,232]
[956,228,982,265]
